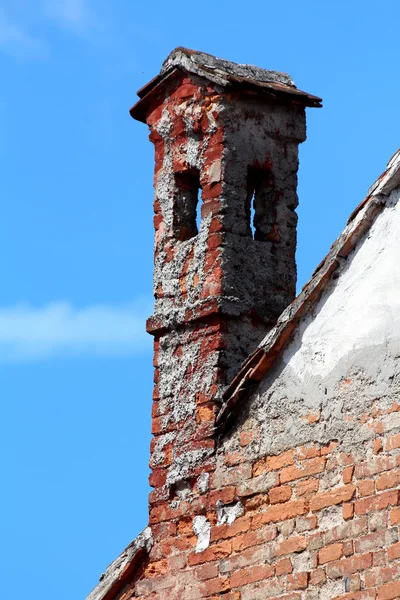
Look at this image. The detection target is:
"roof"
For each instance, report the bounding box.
[87,528,153,600]
[216,148,400,433]
[130,47,322,122]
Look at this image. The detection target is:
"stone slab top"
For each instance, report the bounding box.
[130,47,322,122]
[159,46,296,89]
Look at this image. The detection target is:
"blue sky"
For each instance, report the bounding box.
[1,1,399,599]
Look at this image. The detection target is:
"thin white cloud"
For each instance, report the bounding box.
[0,301,152,362]
[42,0,99,33]
[0,8,48,58]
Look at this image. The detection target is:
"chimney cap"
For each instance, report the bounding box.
[130,47,322,122]
[159,47,296,89]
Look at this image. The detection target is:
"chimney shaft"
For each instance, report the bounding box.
[131,48,321,503]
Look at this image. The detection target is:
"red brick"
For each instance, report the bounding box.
[318,543,344,564]
[390,506,400,525]
[296,478,319,497]
[243,493,269,511]
[195,562,219,581]
[387,433,400,450]
[144,559,169,578]
[355,496,376,516]
[378,489,400,509]
[211,517,251,543]
[251,499,308,527]
[296,515,318,532]
[267,450,296,470]
[388,542,400,561]
[377,581,400,600]
[286,572,309,590]
[269,485,293,504]
[333,592,376,600]
[297,444,320,460]
[373,550,387,567]
[343,540,354,557]
[200,575,230,596]
[208,486,237,506]
[341,452,356,466]
[275,557,293,576]
[310,568,326,585]
[321,440,339,455]
[274,536,307,557]
[280,457,327,483]
[240,431,255,447]
[343,465,355,484]
[230,563,274,588]
[219,545,265,574]
[326,553,373,578]
[230,531,258,553]
[357,480,375,497]
[188,540,232,566]
[232,524,276,553]
[310,485,356,511]
[365,564,400,587]
[343,502,355,520]
[376,469,400,491]
[253,450,295,476]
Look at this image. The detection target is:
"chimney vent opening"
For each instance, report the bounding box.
[246,167,276,241]
[173,170,202,241]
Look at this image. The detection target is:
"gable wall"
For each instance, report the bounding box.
[109,190,400,599]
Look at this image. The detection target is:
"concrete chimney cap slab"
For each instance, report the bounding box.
[131,47,322,122]
[160,46,296,89]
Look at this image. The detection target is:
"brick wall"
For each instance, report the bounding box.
[115,51,400,600]
[112,398,400,600]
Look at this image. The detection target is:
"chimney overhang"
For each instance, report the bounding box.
[130,47,322,123]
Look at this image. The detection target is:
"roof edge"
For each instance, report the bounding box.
[216,149,400,432]
[86,527,153,600]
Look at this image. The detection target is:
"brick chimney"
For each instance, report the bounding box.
[130,48,321,505]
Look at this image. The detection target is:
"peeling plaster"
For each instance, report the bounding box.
[216,500,244,525]
[197,472,210,494]
[193,515,211,552]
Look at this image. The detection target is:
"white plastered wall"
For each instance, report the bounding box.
[285,187,400,381]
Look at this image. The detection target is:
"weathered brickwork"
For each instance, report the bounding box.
[142,58,310,507]
[87,50,400,600]
[111,396,400,599]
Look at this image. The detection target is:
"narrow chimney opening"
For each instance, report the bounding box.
[249,190,256,239]
[246,167,277,241]
[173,170,202,241]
